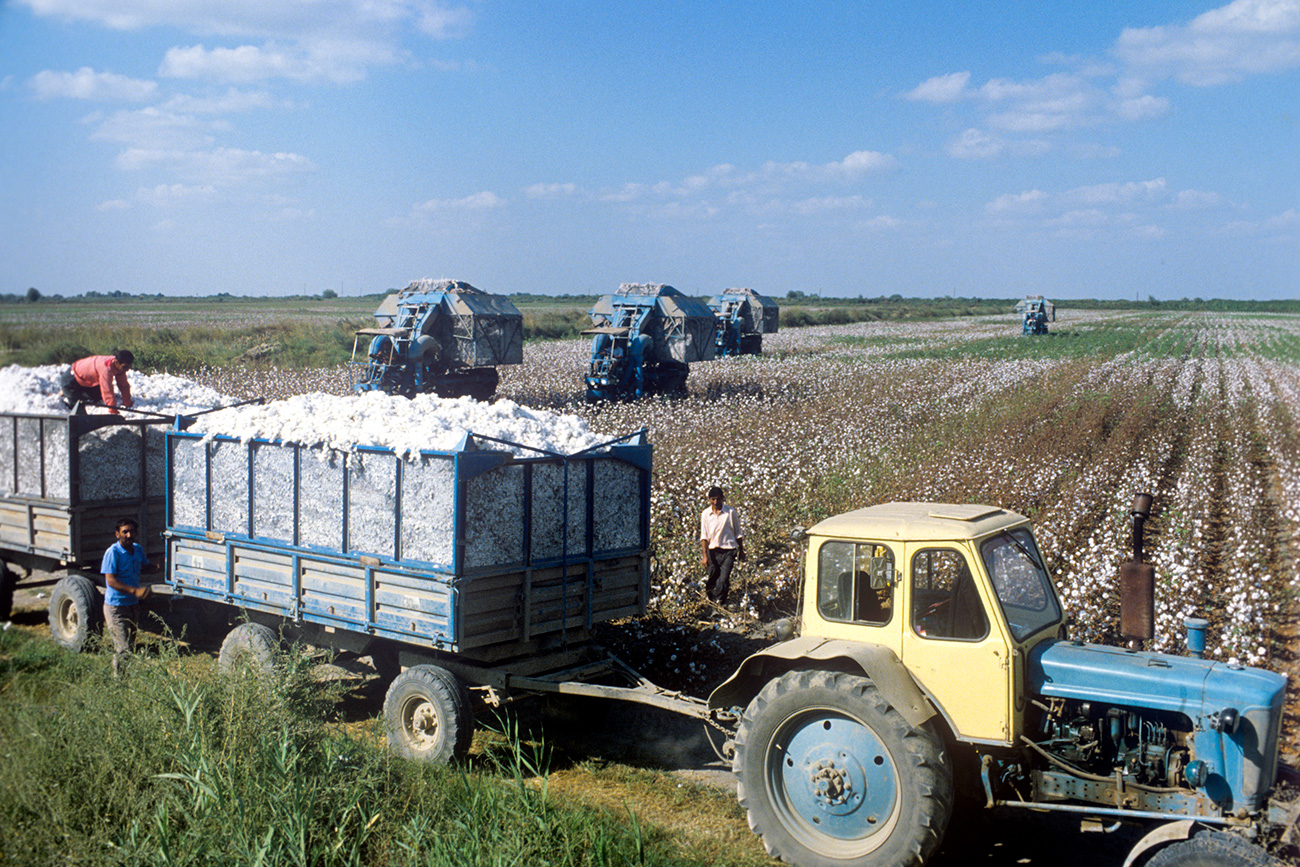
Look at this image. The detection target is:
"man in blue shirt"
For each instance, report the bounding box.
[101,517,159,673]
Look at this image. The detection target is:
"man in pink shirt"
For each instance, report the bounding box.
[60,350,135,413]
[700,485,745,607]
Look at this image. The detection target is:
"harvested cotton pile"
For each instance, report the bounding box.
[184,390,608,457]
[0,364,236,415]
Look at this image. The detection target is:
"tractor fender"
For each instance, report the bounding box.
[1122,820,1197,867]
[707,635,936,729]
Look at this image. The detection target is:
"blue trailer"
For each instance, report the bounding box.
[163,421,712,762]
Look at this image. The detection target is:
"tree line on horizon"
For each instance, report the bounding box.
[4,286,1297,313]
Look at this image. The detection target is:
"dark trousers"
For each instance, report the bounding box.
[59,369,100,408]
[705,547,737,605]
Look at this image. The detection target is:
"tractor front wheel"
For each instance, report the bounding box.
[734,669,952,867]
[1144,831,1281,867]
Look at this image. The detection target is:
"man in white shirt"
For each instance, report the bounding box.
[700,486,745,606]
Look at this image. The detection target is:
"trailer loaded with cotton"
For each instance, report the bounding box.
[0,408,172,637]
[351,279,523,401]
[161,419,722,761]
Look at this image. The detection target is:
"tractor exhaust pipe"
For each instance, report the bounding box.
[1120,493,1155,645]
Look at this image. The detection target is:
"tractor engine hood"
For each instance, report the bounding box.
[1027,639,1287,811]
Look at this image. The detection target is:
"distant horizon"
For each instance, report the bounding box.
[3,1,1297,300]
[5,289,1297,310]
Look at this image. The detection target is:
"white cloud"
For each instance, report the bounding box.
[863,215,904,229]
[1115,94,1170,120]
[135,183,216,207]
[16,1,475,41]
[759,150,897,184]
[160,41,393,84]
[1114,0,1300,85]
[910,3,1300,145]
[792,195,871,214]
[413,2,474,39]
[90,106,222,151]
[949,128,1050,159]
[21,1,475,84]
[414,191,504,212]
[904,71,971,103]
[116,147,313,187]
[1171,189,1224,209]
[96,199,131,211]
[162,88,282,114]
[525,182,579,199]
[1264,207,1299,228]
[28,67,156,101]
[949,128,1004,159]
[987,190,1049,214]
[1066,178,1167,204]
[1049,208,1109,227]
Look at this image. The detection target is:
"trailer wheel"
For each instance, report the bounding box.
[1144,831,1280,867]
[0,559,14,621]
[48,574,101,651]
[218,622,280,676]
[384,665,473,764]
[734,669,952,867]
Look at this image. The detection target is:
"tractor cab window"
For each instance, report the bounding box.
[816,541,894,625]
[911,548,989,640]
[980,528,1061,642]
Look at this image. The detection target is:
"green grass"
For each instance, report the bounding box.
[0,627,733,867]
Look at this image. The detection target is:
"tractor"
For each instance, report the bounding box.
[706,496,1297,866]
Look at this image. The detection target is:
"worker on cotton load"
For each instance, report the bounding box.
[700,485,745,607]
[61,350,135,413]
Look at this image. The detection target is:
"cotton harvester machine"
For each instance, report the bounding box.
[351,279,523,401]
[583,283,716,401]
[707,287,779,356]
[1016,295,1054,335]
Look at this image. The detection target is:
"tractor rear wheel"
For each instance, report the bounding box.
[48,574,101,651]
[734,669,952,867]
[383,665,473,764]
[1145,831,1280,867]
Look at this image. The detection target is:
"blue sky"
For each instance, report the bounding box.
[1,1,1297,300]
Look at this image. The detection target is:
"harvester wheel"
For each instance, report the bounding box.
[218,622,281,676]
[384,665,473,764]
[48,574,101,651]
[734,669,952,867]
[1144,831,1280,867]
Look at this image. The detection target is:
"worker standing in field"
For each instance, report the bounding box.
[101,516,158,675]
[700,486,745,607]
[60,350,135,413]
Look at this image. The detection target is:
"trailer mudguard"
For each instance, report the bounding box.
[707,635,936,729]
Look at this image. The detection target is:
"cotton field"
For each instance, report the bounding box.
[174,310,1299,725]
